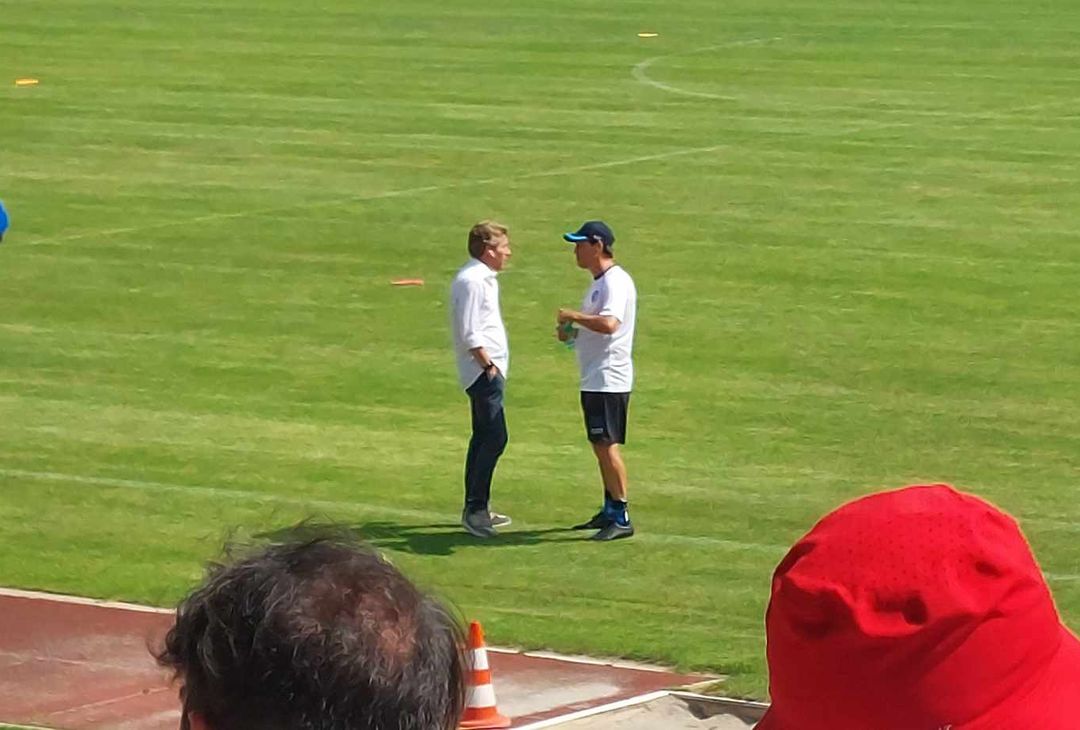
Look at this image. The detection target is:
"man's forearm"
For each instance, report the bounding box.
[572,313,619,335]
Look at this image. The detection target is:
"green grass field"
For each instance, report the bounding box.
[2,0,1080,697]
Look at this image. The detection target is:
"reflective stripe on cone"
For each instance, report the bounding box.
[459,621,512,729]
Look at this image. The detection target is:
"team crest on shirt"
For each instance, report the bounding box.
[591,290,599,302]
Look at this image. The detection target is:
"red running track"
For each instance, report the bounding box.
[0,589,707,729]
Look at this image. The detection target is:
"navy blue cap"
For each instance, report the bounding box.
[0,200,8,243]
[563,220,614,247]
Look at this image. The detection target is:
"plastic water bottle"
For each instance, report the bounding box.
[560,322,577,350]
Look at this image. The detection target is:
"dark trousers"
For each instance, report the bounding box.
[464,372,508,513]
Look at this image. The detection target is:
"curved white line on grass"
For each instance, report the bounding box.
[632,38,784,102]
[631,37,1080,135]
[29,144,727,247]
[629,37,916,140]
[0,467,783,554]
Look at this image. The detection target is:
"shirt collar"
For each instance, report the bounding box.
[467,257,498,277]
[593,263,617,281]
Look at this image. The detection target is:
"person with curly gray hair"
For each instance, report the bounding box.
[156,534,466,730]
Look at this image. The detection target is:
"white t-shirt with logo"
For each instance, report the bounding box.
[575,264,636,393]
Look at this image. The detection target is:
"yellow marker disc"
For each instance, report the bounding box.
[637,32,659,38]
[15,78,39,86]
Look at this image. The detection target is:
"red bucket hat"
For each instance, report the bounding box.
[758,484,1080,730]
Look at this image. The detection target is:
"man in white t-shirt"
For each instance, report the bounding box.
[450,221,514,538]
[557,220,637,541]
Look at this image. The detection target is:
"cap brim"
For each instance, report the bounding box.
[757,626,1080,730]
[563,233,589,243]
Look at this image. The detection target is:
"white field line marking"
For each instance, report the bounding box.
[521,651,679,674]
[29,144,726,247]
[0,467,446,523]
[484,645,674,673]
[0,467,784,553]
[515,690,672,729]
[0,649,166,672]
[670,690,768,708]
[631,37,1079,128]
[4,470,1074,580]
[0,586,172,614]
[632,38,915,139]
[44,688,172,719]
[632,38,783,101]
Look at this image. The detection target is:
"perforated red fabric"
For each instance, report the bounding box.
[758,484,1080,730]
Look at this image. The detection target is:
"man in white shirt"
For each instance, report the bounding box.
[557,221,637,541]
[450,221,514,538]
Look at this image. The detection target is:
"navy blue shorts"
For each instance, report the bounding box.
[580,391,630,444]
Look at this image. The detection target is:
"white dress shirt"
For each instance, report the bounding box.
[450,258,509,389]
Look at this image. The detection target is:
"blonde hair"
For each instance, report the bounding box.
[467,220,509,259]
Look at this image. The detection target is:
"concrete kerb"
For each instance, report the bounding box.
[515,691,670,729]
[0,587,173,615]
[515,691,769,729]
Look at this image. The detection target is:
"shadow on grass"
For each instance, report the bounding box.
[255,521,579,556]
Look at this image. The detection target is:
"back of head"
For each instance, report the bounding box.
[758,484,1080,730]
[157,535,466,730]
[467,220,508,259]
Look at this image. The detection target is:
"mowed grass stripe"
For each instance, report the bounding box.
[0,468,787,555]
[17,143,726,245]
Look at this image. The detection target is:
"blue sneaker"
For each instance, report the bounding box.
[572,510,613,531]
[591,521,635,541]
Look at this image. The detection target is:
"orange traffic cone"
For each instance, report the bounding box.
[460,621,512,729]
